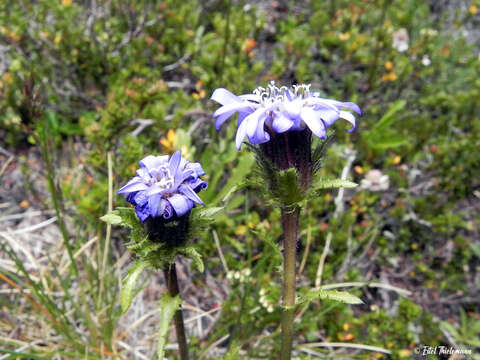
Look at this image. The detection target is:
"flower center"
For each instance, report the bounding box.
[253,81,312,108]
[150,164,174,189]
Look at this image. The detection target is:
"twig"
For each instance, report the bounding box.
[299,342,391,355]
[314,233,332,288]
[298,223,312,276]
[0,155,14,179]
[333,148,356,218]
[319,281,411,297]
[163,53,191,72]
[212,230,229,273]
[0,216,57,235]
[198,334,230,360]
[116,340,149,360]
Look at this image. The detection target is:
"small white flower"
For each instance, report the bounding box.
[360,169,390,192]
[420,28,438,37]
[267,306,274,313]
[392,28,409,52]
[421,55,431,66]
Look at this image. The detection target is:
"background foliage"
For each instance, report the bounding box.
[0,0,479,359]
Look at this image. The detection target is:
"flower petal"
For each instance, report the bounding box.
[117,178,148,194]
[179,185,204,205]
[317,109,340,127]
[174,169,195,187]
[235,116,249,150]
[238,93,261,102]
[169,151,181,176]
[139,155,168,170]
[135,204,150,222]
[167,193,194,217]
[249,113,270,145]
[188,178,208,192]
[272,112,294,133]
[283,99,302,119]
[316,98,361,114]
[186,162,205,177]
[301,107,326,139]
[214,106,252,130]
[245,108,266,138]
[211,88,241,105]
[148,193,165,218]
[163,202,174,219]
[339,110,356,132]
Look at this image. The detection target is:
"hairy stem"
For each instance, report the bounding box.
[163,263,189,360]
[280,207,300,360]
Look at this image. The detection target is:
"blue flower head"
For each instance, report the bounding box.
[117,151,207,223]
[211,81,361,150]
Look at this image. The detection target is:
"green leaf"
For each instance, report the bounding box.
[181,247,204,272]
[469,243,480,259]
[313,178,358,191]
[157,293,182,360]
[298,289,363,305]
[276,168,305,206]
[100,213,123,225]
[121,260,150,313]
[218,344,241,360]
[193,206,224,221]
[212,151,255,205]
[372,99,406,133]
[222,181,249,203]
[370,135,409,150]
[100,207,140,229]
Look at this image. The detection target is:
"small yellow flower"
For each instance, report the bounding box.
[381,72,398,82]
[3,73,13,84]
[398,349,411,358]
[354,165,364,174]
[54,34,62,44]
[160,129,177,152]
[61,0,72,5]
[339,32,351,41]
[411,243,418,250]
[384,61,394,71]
[242,38,257,53]
[235,225,248,236]
[393,155,401,164]
[469,5,478,15]
[338,332,355,341]
[343,323,350,331]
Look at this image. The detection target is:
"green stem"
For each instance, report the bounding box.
[280,207,300,360]
[163,263,189,360]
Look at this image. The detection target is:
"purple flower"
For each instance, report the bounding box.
[117,151,207,222]
[211,82,361,149]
